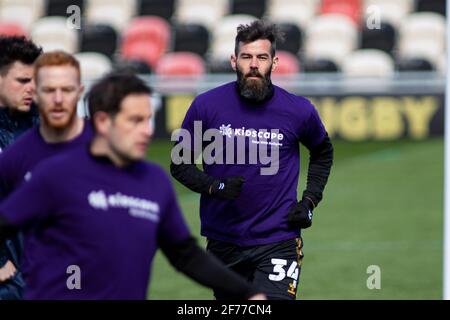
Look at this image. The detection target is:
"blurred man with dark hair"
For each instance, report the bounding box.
[171,20,333,300]
[0,51,91,299]
[0,36,42,299]
[0,72,266,299]
[0,36,43,150]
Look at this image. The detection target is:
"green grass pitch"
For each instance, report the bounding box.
[146,138,443,300]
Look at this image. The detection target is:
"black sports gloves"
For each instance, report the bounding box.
[287,197,315,229]
[209,176,245,200]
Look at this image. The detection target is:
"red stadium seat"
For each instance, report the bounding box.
[121,16,170,68]
[0,23,27,37]
[320,0,361,25]
[273,51,300,75]
[155,52,206,76]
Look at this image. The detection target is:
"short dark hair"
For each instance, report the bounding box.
[87,71,152,124]
[234,20,284,57]
[0,36,43,75]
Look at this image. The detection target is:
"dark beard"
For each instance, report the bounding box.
[236,67,272,102]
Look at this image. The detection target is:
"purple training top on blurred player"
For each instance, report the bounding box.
[180,82,326,246]
[0,122,92,200]
[0,146,191,299]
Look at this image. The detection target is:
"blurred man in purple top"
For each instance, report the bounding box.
[0,36,42,299]
[0,51,90,299]
[171,20,333,300]
[0,72,266,300]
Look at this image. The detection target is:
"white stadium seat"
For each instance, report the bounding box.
[31,16,79,53]
[398,12,446,67]
[304,14,358,66]
[175,0,229,29]
[266,0,320,30]
[342,49,395,77]
[0,0,45,32]
[86,0,137,32]
[209,14,258,61]
[75,52,112,82]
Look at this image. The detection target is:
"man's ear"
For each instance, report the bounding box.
[230,54,237,71]
[272,55,279,72]
[76,84,85,104]
[93,111,111,135]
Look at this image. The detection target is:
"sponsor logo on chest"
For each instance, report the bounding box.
[88,190,160,222]
[219,124,284,147]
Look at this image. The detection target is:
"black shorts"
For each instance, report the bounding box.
[206,237,304,300]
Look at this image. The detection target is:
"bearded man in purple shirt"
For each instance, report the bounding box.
[0,72,266,300]
[171,20,334,300]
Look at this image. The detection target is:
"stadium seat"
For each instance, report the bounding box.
[416,0,446,16]
[80,23,118,59]
[209,14,258,62]
[267,0,320,30]
[86,0,137,32]
[360,21,396,54]
[46,0,84,17]
[121,41,162,70]
[0,22,27,37]
[303,58,339,72]
[113,58,153,74]
[272,51,300,75]
[175,0,229,29]
[121,16,171,68]
[75,52,112,81]
[173,23,210,57]
[396,58,434,72]
[363,0,414,29]
[277,22,303,55]
[304,14,358,66]
[31,17,79,53]
[342,49,394,77]
[320,0,361,25]
[231,0,267,18]
[138,0,175,19]
[155,52,206,76]
[208,60,234,74]
[398,12,446,68]
[0,0,45,32]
